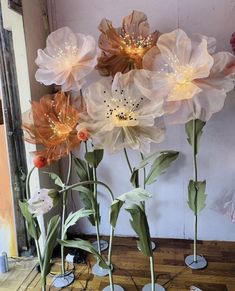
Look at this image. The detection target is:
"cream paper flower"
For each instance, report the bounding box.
[143,29,235,123]
[28,189,57,216]
[77,70,165,154]
[35,27,98,92]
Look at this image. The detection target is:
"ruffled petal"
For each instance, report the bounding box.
[157,29,192,66]
[189,39,213,79]
[122,10,150,37]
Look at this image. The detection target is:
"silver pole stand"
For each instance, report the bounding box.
[52,270,75,288]
[92,239,109,252]
[142,283,165,291]
[103,285,125,291]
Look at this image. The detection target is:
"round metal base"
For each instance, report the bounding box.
[185,255,208,270]
[92,239,109,252]
[137,241,156,251]
[103,284,125,291]
[92,262,110,277]
[52,271,75,288]
[142,283,165,291]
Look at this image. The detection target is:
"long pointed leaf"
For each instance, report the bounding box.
[185,119,206,155]
[125,204,152,257]
[58,239,109,269]
[188,180,207,214]
[145,151,179,185]
[63,209,94,236]
[41,215,61,279]
[19,201,41,240]
[110,188,151,228]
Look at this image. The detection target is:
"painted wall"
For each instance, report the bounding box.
[47,0,235,241]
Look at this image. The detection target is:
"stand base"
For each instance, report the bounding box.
[185,255,208,269]
[52,271,75,288]
[137,241,156,251]
[92,262,111,277]
[103,284,125,291]
[92,239,109,252]
[142,283,165,291]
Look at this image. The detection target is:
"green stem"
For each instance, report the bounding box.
[124,148,133,174]
[192,119,198,262]
[59,180,114,201]
[150,255,155,291]
[108,226,114,291]
[26,166,36,200]
[61,153,72,275]
[140,153,146,190]
[93,167,101,255]
[140,153,146,211]
[35,238,43,270]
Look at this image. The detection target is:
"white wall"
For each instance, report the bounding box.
[47,0,235,241]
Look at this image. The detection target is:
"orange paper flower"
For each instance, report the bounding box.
[96,10,160,76]
[22,92,81,164]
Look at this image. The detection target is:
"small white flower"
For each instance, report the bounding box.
[77,70,165,154]
[35,27,98,92]
[28,189,56,216]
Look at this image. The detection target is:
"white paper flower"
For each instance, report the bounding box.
[28,189,56,216]
[77,70,165,154]
[143,29,235,123]
[212,190,235,223]
[35,27,98,92]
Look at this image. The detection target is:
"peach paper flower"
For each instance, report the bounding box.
[22,92,81,164]
[143,29,235,123]
[35,27,98,92]
[96,10,160,76]
[77,70,165,154]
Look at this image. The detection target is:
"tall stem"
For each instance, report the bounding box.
[150,255,155,291]
[124,148,133,174]
[93,167,101,255]
[140,153,146,211]
[26,166,36,200]
[108,226,114,291]
[192,119,198,262]
[61,153,72,275]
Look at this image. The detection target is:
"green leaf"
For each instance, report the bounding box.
[63,209,94,236]
[58,239,109,269]
[109,188,151,228]
[185,119,206,155]
[43,172,64,188]
[73,186,98,226]
[19,201,41,240]
[41,215,61,279]
[110,200,125,228]
[73,156,93,181]
[188,180,207,214]
[85,149,104,168]
[125,204,152,257]
[130,169,139,188]
[145,151,179,185]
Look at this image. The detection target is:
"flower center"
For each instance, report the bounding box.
[44,112,73,140]
[103,89,144,127]
[119,32,153,59]
[54,43,79,69]
[175,65,194,85]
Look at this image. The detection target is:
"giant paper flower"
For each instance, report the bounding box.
[22,92,81,163]
[96,10,160,76]
[77,70,165,154]
[143,29,235,123]
[35,27,98,92]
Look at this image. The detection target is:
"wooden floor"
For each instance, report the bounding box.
[2,237,235,291]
